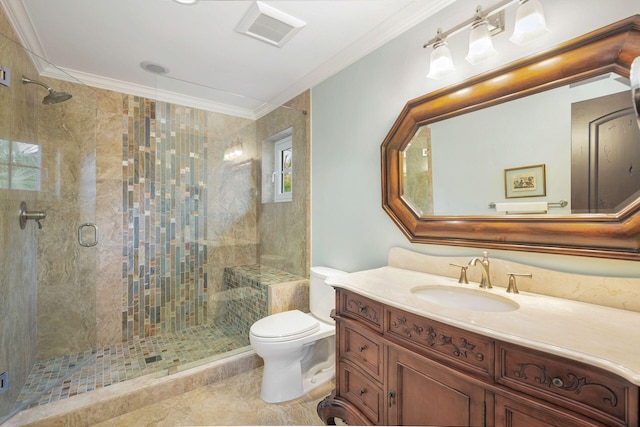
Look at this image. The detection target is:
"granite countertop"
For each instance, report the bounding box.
[326,266,640,386]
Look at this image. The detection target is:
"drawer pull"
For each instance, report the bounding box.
[357,389,366,396]
[358,345,366,352]
[358,304,367,313]
[551,377,564,387]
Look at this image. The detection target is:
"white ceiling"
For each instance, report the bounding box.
[1,0,453,118]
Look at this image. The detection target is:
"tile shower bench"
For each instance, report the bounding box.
[217,265,309,337]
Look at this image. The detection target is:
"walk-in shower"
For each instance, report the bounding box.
[1,28,309,424]
[21,75,72,104]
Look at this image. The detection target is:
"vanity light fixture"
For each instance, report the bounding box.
[466,7,499,65]
[426,29,455,80]
[172,0,198,5]
[424,0,550,79]
[510,0,550,45]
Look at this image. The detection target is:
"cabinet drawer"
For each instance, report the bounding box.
[495,393,606,427]
[496,341,637,426]
[386,306,493,379]
[339,361,384,425]
[340,320,383,382]
[338,289,384,332]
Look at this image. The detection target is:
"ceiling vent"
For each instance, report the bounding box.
[235,1,306,48]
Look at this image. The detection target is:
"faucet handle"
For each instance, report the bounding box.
[506,272,532,294]
[449,263,469,284]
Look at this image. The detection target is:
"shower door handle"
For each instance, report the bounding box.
[78,223,99,247]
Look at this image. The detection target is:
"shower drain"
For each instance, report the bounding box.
[144,355,162,364]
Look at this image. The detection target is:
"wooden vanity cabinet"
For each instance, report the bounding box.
[317,289,639,426]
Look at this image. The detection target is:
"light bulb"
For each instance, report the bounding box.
[466,20,498,65]
[427,40,455,80]
[510,0,550,45]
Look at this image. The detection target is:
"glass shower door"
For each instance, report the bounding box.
[0,31,97,421]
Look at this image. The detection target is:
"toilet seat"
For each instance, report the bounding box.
[250,310,320,342]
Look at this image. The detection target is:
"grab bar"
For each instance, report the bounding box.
[78,223,99,247]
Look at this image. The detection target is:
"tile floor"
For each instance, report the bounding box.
[13,321,248,411]
[93,367,335,426]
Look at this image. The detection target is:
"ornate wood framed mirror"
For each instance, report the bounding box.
[381,16,640,260]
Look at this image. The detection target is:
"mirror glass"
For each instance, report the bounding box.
[402,73,640,217]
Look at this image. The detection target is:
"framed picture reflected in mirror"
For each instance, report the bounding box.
[504,164,546,199]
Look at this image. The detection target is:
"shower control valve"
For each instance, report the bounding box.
[19,201,46,230]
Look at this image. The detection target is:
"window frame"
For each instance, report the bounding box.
[274,135,292,202]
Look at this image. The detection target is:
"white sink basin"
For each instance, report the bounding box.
[411,286,519,312]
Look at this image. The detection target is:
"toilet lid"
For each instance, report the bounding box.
[250,310,320,340]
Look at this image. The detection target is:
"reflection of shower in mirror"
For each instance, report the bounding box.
[632,56,640,130]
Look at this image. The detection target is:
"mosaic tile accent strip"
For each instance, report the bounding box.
[122,96,208,340]
[222,265,304,335]
[13,322,249,410]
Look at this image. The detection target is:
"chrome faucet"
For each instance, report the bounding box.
[468,251,492,289]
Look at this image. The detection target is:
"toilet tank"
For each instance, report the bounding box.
[310,266,347,324]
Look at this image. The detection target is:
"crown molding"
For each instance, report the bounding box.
[46,67,258,119]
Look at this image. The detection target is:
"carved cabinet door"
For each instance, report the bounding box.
[387,345,492,426]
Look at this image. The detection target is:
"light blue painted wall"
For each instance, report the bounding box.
[311,0,640,276]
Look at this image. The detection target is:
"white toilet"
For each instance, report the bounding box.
[249,266,347,403]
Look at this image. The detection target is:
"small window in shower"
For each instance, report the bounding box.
[262,128,293,204]
[0,139,42,190]
[274,135,292,202]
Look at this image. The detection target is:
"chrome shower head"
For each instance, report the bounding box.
[21,76,72,105]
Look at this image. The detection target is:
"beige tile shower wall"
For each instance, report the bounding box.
[95,89,127,347]
[267,279,310,315]
[257,92,311,278]
[0,10,42,415]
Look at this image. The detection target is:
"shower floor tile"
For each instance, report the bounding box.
[14,322,249,410]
